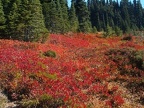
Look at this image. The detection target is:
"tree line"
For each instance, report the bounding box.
[0,0,144,41]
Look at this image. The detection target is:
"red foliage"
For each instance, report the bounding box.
[1,34,143,107]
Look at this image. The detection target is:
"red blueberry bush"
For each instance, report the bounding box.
[0,34,143,107]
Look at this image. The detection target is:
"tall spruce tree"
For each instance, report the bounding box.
[60,0,70,33]
[41,0,59,33]
[0,0,6,37]
[7,0,20,39]
[136,0,143,29]
[55,0,64,33]
[120,0,130,33]
[2,0,48,42]
[75,0,92,32]
[69,1,79,32]
[26,0,48,42]
[1,0,144,38]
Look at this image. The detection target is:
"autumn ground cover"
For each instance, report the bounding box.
[0,33,144,108]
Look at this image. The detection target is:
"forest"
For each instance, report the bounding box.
[0,0,144,41]
[0,0,144,108]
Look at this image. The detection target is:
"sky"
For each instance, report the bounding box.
[67,0,144,8]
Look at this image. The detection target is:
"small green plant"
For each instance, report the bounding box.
[19,94,64,108]
[115,26,123,36]
[43,50,56,58]
[103,25,115,37]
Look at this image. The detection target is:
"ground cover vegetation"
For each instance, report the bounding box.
[0,0,144,108]
[0,33,144,107]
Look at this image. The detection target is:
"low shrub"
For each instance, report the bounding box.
[121,35,132,41]
[43,50,56,58]
[105,48,144,77]
[19,94,64,108]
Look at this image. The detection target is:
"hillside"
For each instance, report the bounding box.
[0,33,144,108]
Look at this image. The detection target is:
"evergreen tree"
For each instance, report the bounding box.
[120,0,131,32]
[115,26,122,36]
[136,0,143,29]
[55,0,64,33]
[69,1,79,32]
[1,0,144,38]
[104,25,115,37]
[26,0,48,42]
[7,0,20,39]
[41,0,59,33]
[92,26,97,33]
[1,0,10,16]
[7,0,48,42]
[0,0,6,37]
[60,0,70,33]
[75,0,92,32]
[1,0,48,42]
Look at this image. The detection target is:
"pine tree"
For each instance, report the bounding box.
[120,0,131,32]
[69,1,79,32]
[2,0,48,42]
[115,26,122,36]
[60,0,70,33]
[0,0,6,37]
[104,25,115,37]
[75,0,92,32]
[136,0,143,29]
[26,0,48,42]
[55,0,64,33]
[17,0,48,41]
[1,0,10,15]
[41,0,58,33]
[7,0,20,39]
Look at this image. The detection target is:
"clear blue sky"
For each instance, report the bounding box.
[67,0,144,8]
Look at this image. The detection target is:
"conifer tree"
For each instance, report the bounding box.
[75,0,92,32]
[55,0,64,33]
[26,0,48,42]
[120,0,130,32]
[136,0,143,29]
[42,0,70,33]
[104,25,115,37]
[7,0,20,39]
[0,0,6,37]
[8,0,48,42]
[69,1,79,32]
[60,0,70,33]
[2,0,48,42]
[41,0,58,33]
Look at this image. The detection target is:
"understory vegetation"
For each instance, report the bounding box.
[0,33,143,108]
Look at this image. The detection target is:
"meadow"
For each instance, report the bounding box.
[0,33,143,108]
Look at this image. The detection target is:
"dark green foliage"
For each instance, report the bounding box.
[41,0,69,33]
[74,0,92,32]
[41,0,58,33]
[1,0,48,42]
[43,50,56,58]
[0,0,6,37]
[20,0,48,42]
[121,35,132,41]
[88,0,144,34]
[1,0,144,38]
[69,1,79,32]
[60,0,70,33]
